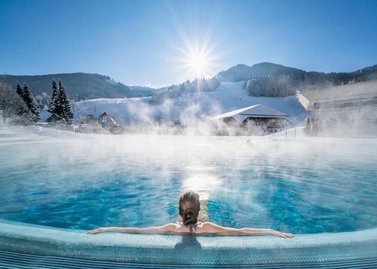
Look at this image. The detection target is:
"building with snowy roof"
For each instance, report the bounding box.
[297,80,377,136]
[98,112,118,128]
[98,112,124,134]
[297,80,377,111]
[213,104,291,135]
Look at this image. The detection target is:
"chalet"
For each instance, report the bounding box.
[213,104,290,135]
[98,112,119,129]
[78,112,124,134]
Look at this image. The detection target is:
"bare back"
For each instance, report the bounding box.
[158,222,293,237]
[163,222,213,234]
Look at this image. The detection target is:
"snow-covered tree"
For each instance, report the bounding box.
[245,76,296,97]
[16,83,23,97]
[47,80,73,124]
[0,82,32,124]
[48,80,58,115]
[58,81,73,123]
[21,84,39,121]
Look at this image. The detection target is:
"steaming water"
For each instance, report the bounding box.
[0,134,376,234]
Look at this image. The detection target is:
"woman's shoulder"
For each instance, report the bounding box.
[197,222,222,233]
[159,222,224,234]
[200,222,220,228]
[161,223,181,230]
[161,222,194,234]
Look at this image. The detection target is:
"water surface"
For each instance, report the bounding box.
[0,135,376,234]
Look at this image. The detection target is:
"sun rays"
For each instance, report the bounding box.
[182,44,211,79]
[172,38,221,81]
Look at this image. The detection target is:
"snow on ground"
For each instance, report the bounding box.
[73,82,307,126]
[201,82,306,122]
[0,124,86,143]
[2,123,376,147]
[74,97,154,124]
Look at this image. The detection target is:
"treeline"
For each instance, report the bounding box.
[0,80,73,125]
[243,71,374,97]
[0,82,35,124]
[151,77,220,103]
[244,75,298,97]
[0,73,135,100]
[16,83,39,121]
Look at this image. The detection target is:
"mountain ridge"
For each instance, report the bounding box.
[216,62,306,82]
[0,73,137,101]
[215,62,377,83]
[1,62,377,101]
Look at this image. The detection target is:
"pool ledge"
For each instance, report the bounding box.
[1,220,377,265]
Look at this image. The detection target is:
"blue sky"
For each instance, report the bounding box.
[1,0,377,87]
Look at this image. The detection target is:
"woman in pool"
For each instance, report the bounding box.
[87,191,294,238]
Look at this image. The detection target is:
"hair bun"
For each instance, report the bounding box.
[179,191,200,227]
[183,210,198,226]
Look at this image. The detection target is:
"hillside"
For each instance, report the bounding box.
[216,62,377,97]
[0,73,146,101]
[2,63,377,102]
[72,81,307,128]
[216,62,377,84]
[216,62,306,82]
[153,62,377,102]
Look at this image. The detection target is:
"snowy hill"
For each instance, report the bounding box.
[129,86,155,97]
[73,81,307,126]
[0,73,150,101]
[216,62,305,82]
[3,62,377,103]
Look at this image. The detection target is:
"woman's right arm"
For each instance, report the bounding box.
[87,224,178,235]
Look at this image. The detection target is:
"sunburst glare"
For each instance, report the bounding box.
[175,38,221,80]
[184,46,210,78]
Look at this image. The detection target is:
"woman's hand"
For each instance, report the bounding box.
[271,230,294,238]
[87,227,109,234]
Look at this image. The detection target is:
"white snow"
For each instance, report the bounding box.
[72,81,307,126]
[213,104,289,121]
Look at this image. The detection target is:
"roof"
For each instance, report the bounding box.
[213,104,289,123]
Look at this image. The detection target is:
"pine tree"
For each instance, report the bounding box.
[16,83,39,122]
[47,80,63,123]
[0,82,31,124]
[47,80,73,124]
[48,80,58,114]
[58,81,73,124]
[16,83,23,97]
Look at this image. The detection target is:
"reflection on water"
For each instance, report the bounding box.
[0,135,377,233]
[182,168,221,200]
[174,235,202,250]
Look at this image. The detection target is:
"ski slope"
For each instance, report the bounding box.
[72,82,307,125]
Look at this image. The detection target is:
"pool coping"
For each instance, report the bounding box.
[1,219,377,265]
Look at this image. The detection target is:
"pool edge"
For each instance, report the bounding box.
[1,220,377,265]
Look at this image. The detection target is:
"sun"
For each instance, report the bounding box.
[177,39,219,80]
[185,48,209,78]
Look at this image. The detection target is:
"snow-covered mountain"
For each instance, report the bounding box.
[0,73,149,100]
[3,62,377,102]
[216,62,305,82]
[129,86,155,97]
[72,81,307,127]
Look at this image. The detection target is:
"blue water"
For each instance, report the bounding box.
[0,136,376,234]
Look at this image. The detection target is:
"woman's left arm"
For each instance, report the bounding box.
[202,222,294,238]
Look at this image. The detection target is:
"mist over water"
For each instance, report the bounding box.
[303,80,377,138]
[0,131,376,234]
